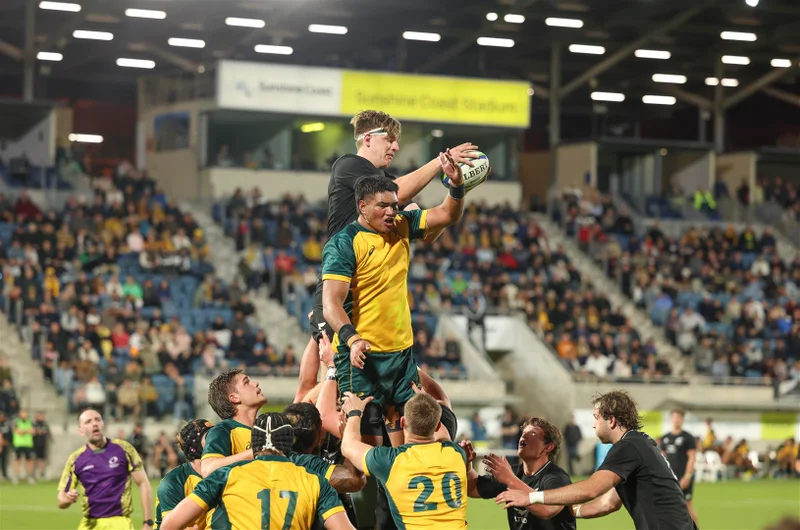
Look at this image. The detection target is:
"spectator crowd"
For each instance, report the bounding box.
[554,185,800,386]
[222,187,670,381]
[0,167,298,425]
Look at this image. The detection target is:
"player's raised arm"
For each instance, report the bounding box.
[420,151,466,237]
[316,332,343,437]
[339,393,376,471]
[394,142,478,204]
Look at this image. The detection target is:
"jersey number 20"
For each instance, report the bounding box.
[257,489,298,530]
[408,473,463,512]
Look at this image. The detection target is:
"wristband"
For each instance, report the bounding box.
[528,491,544,505]
[575,505,583,519]
[338,324,358,347]
[325,366,337,380]
[449,184,466,200]
[346,410,363,419]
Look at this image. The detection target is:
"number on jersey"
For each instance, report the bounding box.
[256,489,298,530]
[408,473,463,512]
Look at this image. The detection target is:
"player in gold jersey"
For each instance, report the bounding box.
[154,419,213,529]
[161,413,354,530]
[322,165,465,448]
[341,392,468,530]
[201,369,266,477]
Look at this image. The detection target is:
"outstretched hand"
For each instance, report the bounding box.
[439,149,464,188]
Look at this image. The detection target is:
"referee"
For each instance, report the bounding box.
[497,391,696,530]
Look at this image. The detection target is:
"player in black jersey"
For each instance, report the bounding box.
[293,109,478,404]
[660,409,698,524]
[498,390,696,530]
[466,417,576,530]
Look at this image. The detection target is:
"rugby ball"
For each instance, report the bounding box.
[442,150,490,192]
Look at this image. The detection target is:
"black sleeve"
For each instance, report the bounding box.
[598,440,641,481]
[683,434,696,456]
[475,475,507,499]
[657,435,666,451]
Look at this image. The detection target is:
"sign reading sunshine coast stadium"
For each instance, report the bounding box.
[216,60,531,128]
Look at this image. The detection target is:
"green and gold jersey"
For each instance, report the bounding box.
[201,419,252,461]
[154,462,204,530]
[321,209,428,353]
[188,455,344,530]
[364,441,468,530]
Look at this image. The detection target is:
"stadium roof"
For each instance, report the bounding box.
[1,0,799,113]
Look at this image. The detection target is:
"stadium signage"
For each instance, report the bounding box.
[216,60,531,128]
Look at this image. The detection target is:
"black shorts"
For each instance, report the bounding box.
[310,281,334,343]
[682,475,695,501]
[440,405,458,441]
[33,445,47,459]
[14,447,34,459]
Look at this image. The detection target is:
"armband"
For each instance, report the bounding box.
[528,491,544,505]
[338,324,358,347]
[325,366,337,380]
[449,184,466,200]
[575,505,583,519]
[346,410,363,419]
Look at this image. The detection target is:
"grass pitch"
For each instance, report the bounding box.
[0,478,797,529]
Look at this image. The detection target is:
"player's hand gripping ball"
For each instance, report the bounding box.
[442,150,490,192]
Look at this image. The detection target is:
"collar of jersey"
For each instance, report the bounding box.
[228,418,250,429]
[255,454,290,463]
[352,220,380,235]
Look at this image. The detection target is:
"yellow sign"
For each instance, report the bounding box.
[340,71,531,128]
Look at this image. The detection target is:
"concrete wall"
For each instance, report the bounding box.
[139,99,215,198]
[555,142,596,189]
[0,111,55,166]
[663,150,714,194]
[518,150,552,204]
[206,167,522,207]
[716,151,756,193]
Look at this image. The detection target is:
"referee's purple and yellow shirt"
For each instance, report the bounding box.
[58,438,143,520]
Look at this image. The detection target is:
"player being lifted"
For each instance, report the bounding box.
[341,391,468,529]
[161,413,355,530]
[295,109,478,404]
[321,162,465,448]
[155,419,214,529]
[57,408,153,530]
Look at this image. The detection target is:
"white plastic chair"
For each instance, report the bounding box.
[702,451,725,482]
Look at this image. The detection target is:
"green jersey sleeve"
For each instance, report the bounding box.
[315,477,346,525]
[364,446,400,482]
[397,209,428,241]
[202,425,232,459]
[321,232,356,282]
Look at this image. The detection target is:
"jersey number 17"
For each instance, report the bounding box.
[257,489,298,530]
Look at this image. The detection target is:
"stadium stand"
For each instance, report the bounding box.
[0,174,298,424]
[551,186,800,384]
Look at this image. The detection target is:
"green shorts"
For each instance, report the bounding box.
[335,346,419,409]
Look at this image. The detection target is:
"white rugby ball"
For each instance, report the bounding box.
[442,150,490,192]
